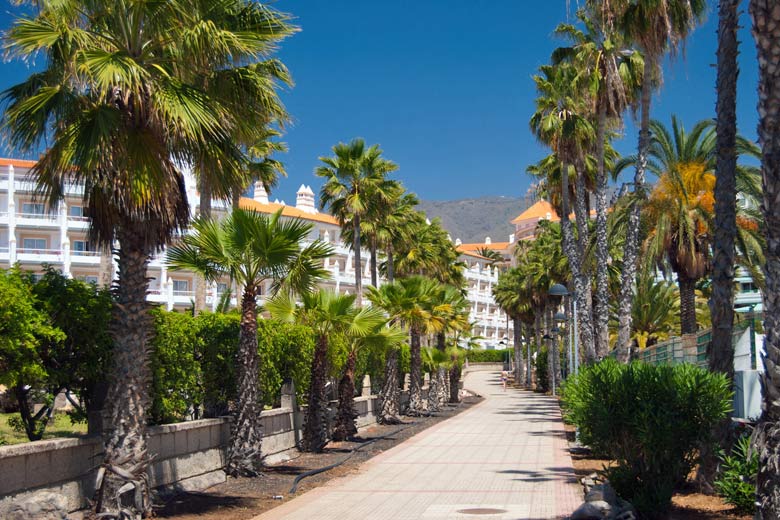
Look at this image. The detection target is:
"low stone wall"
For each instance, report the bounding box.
[0,377,384,515]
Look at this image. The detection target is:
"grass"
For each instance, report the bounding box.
[0,412,88,445]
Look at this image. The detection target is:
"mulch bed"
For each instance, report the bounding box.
[154,396,482,520]
[562,422,751,520]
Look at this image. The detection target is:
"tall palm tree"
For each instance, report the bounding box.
[167,209,332,473]
[316,139,399,303]
[2,1,295,514]
[614,0,706,361]
[367,276,446,416]
[377,187,420,282]
[616,117,763,335]
[394,215,466,287]
[552,8,643,358]
[530,62,597,363]
[711,0,741,373]
[749,0,780,514]
[493,267,532,386]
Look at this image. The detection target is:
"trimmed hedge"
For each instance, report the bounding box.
[466,348,512,363]
[150,310,315,424]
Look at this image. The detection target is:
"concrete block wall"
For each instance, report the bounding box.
[0,378,393,515]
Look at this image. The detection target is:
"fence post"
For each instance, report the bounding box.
[281,379,301,445]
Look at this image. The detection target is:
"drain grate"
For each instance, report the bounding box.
[455,508,508,515]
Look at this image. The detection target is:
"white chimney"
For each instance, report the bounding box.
[253,181,269,204]
[296,184,317,214]
[455,238,462,246]
[509,234,515,244]
[485,237,492,245]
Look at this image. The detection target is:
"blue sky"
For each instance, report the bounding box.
[0,1,760,203]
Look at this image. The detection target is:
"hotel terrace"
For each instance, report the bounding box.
[0,158,512,348]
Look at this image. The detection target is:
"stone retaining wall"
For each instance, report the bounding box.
[0,374,429,515]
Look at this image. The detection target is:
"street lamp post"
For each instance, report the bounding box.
[549,284,578,376]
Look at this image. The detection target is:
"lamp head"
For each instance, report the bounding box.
[548,283,569,297]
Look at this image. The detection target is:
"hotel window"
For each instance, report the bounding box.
[172,280,189,293]
[72,240,91,253]
[69,206,84,218]
[217,282,229,294]
[22,238,47,251]
[22,202,45,215]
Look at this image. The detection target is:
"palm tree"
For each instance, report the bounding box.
[167,208,332,473]
[269,290,378,452]
[749,0,780,514]
[614,0,706,361]
[367,276,446,416]
[530,62,597,364]
[333,322,406,440]
[493,267,532,386]
[609,269,680,351]
[377,187,420,282]
[710,0,741,381]
[2,2,295,514]
[616,117,763,335]
[394,215,466,287]
[316,139,399,303]
[552,8,643,358]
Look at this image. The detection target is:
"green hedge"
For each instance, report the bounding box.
[560,359,732,517]
[150,310,315,424]
[466,348,511,363]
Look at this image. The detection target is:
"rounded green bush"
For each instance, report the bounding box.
[560,359,732,518]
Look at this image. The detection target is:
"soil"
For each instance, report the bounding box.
[154,396,482,520]
[562,423,752,520]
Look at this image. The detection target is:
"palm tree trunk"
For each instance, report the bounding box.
[573,163,597,362]
[525,323,533,387]
[436,331,446,351]
[436,367,448,406]
[427,371,440,412]
[231,185,241,210]
[378,347,402,424]
[616,57,654,363]
[370,240,378,287]
[332,350,358,441]
[749,1,780,514]
[700,0,741,491]
[193,175,211,315]
[97,226,154,517]
[302,334,330,452]
[594,104,611,359]
[513,317,523,386]
[678,274,698,335]
[386,243,395,282]
[408,326,424,415]
[448,361,461,403]
[226,286,263,475]
[353,216,363,306]
[547,306,556,394]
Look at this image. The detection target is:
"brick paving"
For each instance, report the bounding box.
[253,370,582,520]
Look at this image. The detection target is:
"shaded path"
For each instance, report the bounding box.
[253,370,581,519]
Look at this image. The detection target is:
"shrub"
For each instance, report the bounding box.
[560,359,732,518]
[466,348,512,363]
[534,345,549,393]
[150,309,203,424]
[715,432,758,514]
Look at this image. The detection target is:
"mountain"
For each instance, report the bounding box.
[418,196,533,244]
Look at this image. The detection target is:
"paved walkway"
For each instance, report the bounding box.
[254,370,581,520]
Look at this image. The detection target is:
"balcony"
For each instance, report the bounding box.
[16,212,60,228]
[16,248,65,263]
[70,250,101,265]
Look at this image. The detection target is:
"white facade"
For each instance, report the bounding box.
[0,159,510,345]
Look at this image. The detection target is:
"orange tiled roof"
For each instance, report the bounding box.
[0,158,38,168]
[456,247,493,261]
[239,197,340,225]
[457,242,512,252]
[511,200,559,224]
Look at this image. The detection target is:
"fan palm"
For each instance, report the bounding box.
[530,62,597,364]
[333,322,406,440]
[377,187,420,282]
[749,0,780,513]
[613,0,706,361]
[367,276,446,416]
[316,139,399,302]
[167,208,332,473]
[394,215,465,287]
[552,8,643,358]
[2,1,295,514]
[493,267,534,386]
[268,290,379,452]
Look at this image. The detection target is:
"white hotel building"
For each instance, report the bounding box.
[0,158,511,348]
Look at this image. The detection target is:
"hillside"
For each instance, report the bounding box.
[418,196,533,244]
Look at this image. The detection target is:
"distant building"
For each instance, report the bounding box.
[0,158,511,346]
